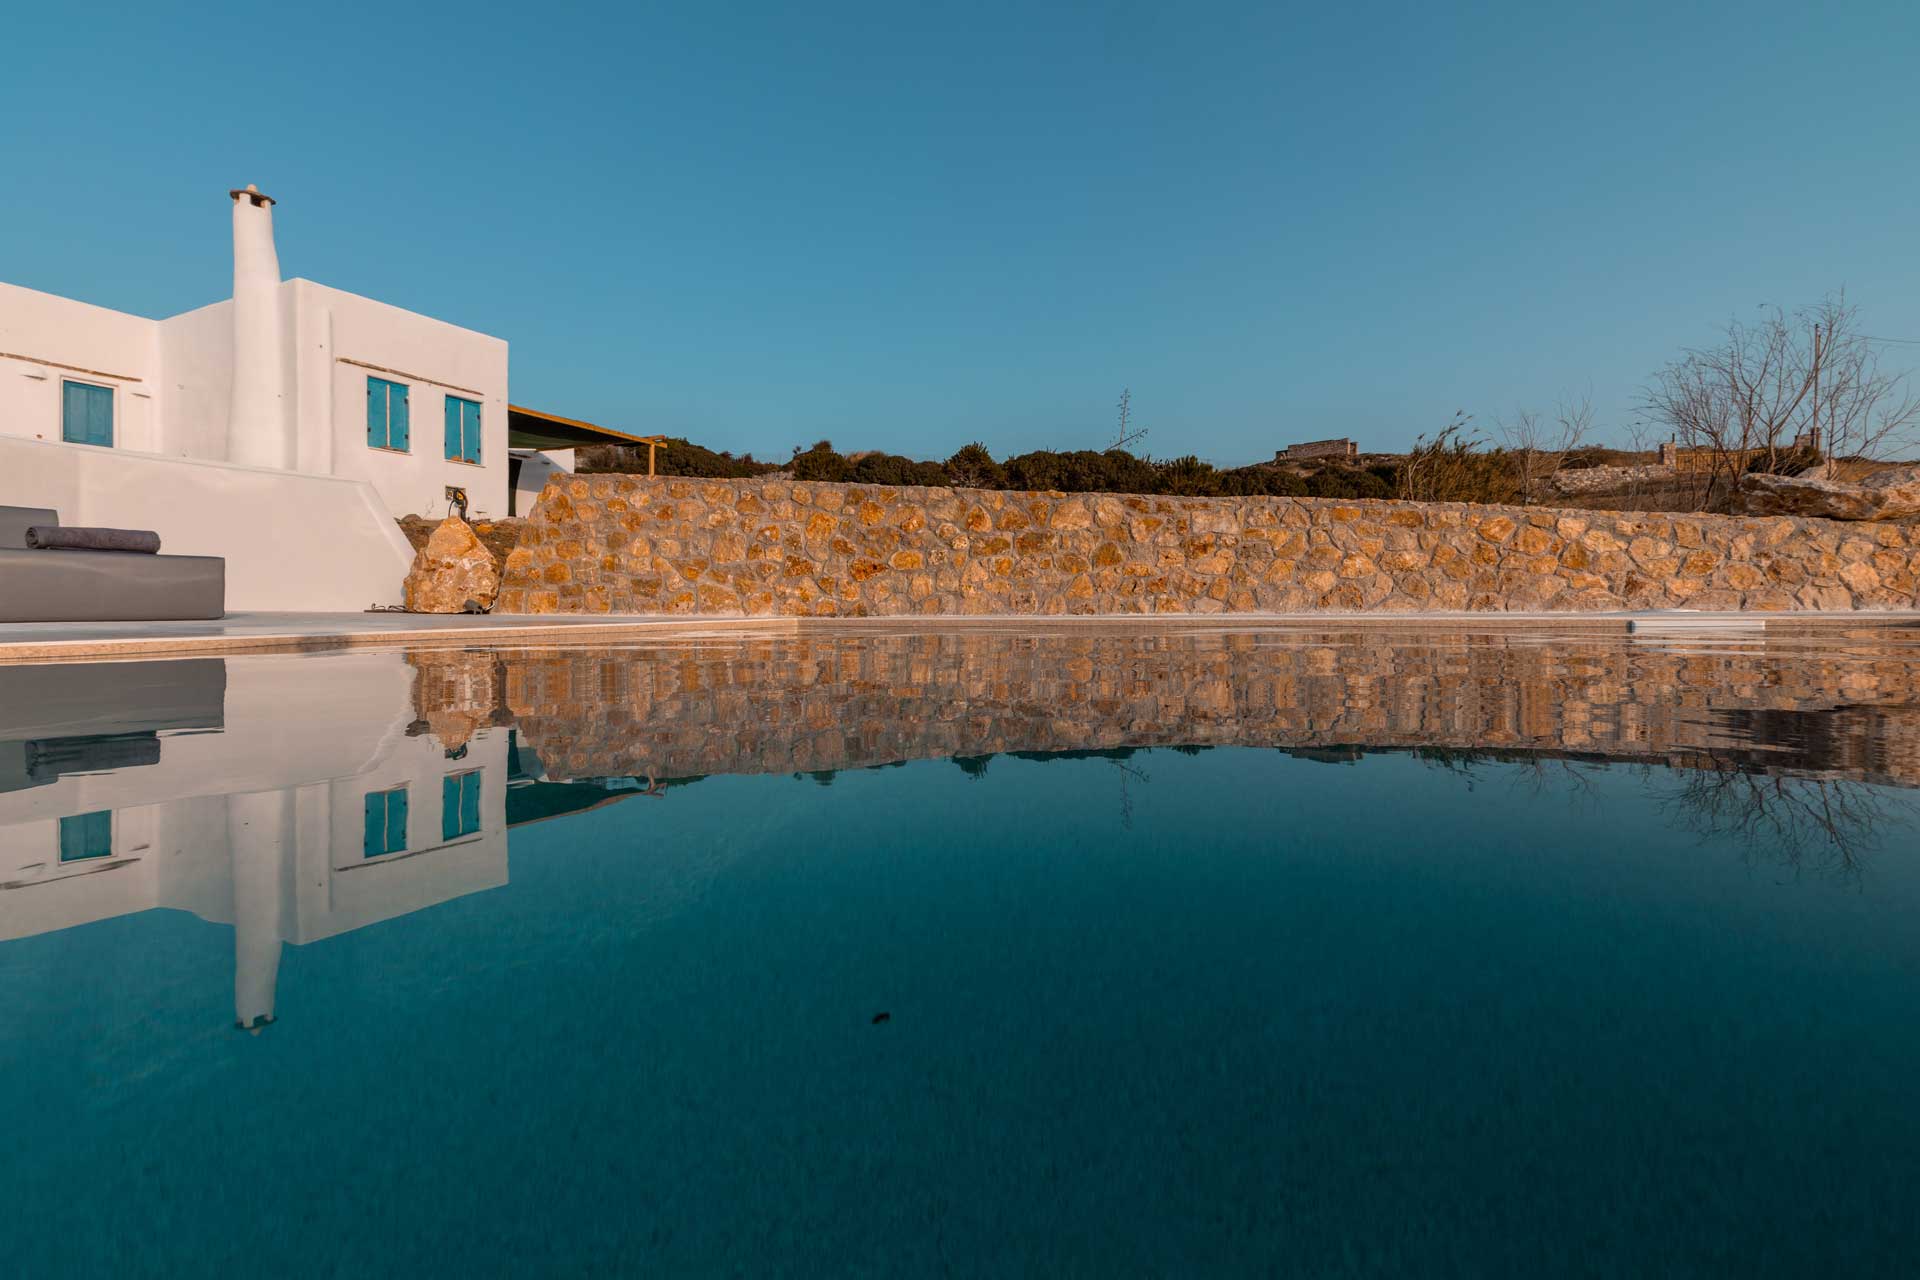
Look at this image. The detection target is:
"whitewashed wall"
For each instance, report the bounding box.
[155,296,236,459]
[0,434,415,610]
[0,283,163,453]
[305,281,510,520]
[0,278,510,524]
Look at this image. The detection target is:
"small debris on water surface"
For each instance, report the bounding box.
[871,1012,891,1025]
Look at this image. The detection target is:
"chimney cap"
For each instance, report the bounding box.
[228,183,275,207]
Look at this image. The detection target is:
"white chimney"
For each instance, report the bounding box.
[227,184,291,469]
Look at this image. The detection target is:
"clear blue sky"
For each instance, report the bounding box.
[6,1,1918,464]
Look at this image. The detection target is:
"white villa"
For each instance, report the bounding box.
[0,186,642,610]
[0,269,511,523]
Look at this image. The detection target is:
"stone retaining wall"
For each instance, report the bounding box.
[497,476,1920,616]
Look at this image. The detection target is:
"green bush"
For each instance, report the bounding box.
[577,438,782,479]
[790,440,851,482]
[585,431,1559,505]
[943,442,1007,489]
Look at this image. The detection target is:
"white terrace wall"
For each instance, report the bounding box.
[0,434,414,610]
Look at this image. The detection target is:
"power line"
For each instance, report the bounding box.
[1860,334,1920,345]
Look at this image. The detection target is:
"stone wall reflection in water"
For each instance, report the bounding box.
[414,623,1920,791]
[5,623,1919,1030]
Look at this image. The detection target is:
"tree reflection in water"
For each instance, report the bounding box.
[1658,767,1916,878]
[1407,743,1911,877]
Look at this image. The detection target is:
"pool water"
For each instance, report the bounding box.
[3,624,1919,1276]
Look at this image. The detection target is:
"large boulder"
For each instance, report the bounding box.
[1737,466,1920,521]
[402,516,501,612]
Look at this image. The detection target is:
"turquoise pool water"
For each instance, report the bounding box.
[3,625,1919,1275]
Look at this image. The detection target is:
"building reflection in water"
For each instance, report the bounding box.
[4,622,1919,1026]
[0,655,511,1031]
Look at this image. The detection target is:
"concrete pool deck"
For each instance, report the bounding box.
[1,609,1918,662]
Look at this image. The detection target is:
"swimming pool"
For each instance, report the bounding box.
[4,623,1918,1275]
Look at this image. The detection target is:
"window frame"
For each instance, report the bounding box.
[444,395,483,466]
[441,770,483,840]
[58,810,114,862]
[366,376,412,453]
[60,379,115,448]
[363,785,410,858]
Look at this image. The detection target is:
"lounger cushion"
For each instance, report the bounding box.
[0,507,58,551]
[0,548,224,622]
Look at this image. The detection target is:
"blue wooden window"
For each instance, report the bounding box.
[61,381,114,447]
[363,786,409,857]
[58,811,113,861]
[444,396,482,464]
[366,377,410,451]
[442,771,482,840]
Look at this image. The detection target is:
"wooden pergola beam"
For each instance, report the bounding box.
[632,435,669,477]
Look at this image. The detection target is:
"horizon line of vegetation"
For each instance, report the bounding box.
[579,292,1919,512]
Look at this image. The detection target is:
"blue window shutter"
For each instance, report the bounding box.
[62,382,112,446]
[86,385,112,445]
[392,385,410,452]
[445,397,481,463]
[365,378,410,450]
[363,788,408,856]
[59,811,112,861]
[441,775,460,840]
[62,381,83,442]
[363,792,385,856]
[387,787,408,851]
[443,773,481,838]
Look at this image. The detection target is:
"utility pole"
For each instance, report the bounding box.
[1810,323,1826,478]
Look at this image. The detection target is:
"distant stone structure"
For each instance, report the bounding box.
[1660,431,1820,475]
[1276,438,1359,462]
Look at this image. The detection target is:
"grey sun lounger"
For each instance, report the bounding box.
[0,505,225,623]
[0,658,225,793]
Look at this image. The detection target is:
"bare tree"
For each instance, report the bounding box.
[1499,393,1593,505]
[1644,293,1920,508]
[1658,765,1912,878]
[1618,418,1678,512]
[1804,297,1920,474]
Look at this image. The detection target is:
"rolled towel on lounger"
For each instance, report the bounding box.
[24,526,162,554]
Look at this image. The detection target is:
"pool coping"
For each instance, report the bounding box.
[2,609,1917,662]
